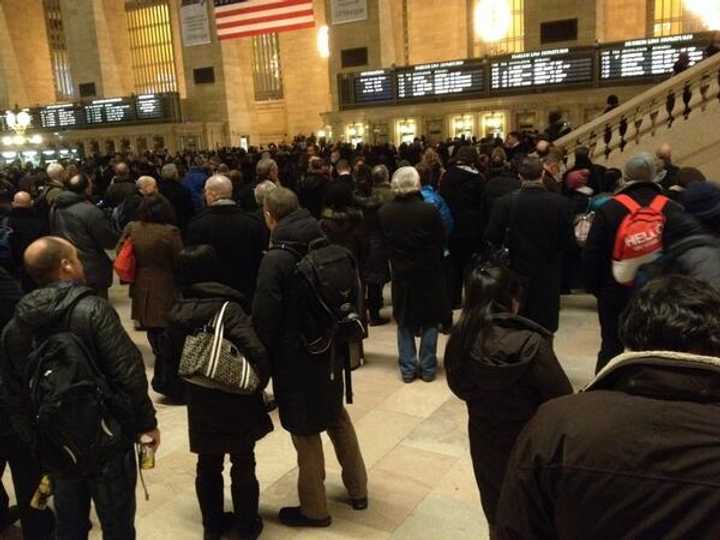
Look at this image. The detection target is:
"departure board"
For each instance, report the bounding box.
[491,49,594,90]
[396,60,485,100]
[600,34,705,81]
[37,103,84,129]
[84,97,135,125]
[135,94,165,120]
[353,70,394,104]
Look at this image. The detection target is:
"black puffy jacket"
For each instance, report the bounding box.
[439,165,486,241]
[0,282,157,445]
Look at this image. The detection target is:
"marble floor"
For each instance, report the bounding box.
[2,286,601,540]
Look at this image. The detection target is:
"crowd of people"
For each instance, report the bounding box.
[1,120,720,539]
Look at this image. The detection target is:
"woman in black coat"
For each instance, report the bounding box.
[161,245,272,540]
[445,264,572,537]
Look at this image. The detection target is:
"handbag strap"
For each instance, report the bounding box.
[207,302,230,379]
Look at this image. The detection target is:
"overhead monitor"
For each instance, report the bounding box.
[396,60,486,100]
[491,48,595,90]
[353,70,394,104]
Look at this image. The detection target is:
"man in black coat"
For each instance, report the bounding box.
[253,187,368,529]
[485,157,575,333]
[50,174,119,299]
[185,175,266,304]
[440,145,486,308]
[5,192,48,292]
[104,162,136,208]
[378,167,450,383]
[158,163,194,231]
[0,266,56,538]
[0,237,159,539]
[582,152,687,373]
[497,275,720,540]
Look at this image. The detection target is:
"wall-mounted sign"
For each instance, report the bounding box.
[181,0,211,47]
[331,0,368,25]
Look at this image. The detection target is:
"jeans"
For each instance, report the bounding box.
[0,438,55,540]
[195,448,259,534]
[290,408,368,520]
[397,326,439,378]
[54,450,137,540]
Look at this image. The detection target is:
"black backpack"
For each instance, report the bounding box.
[273,237,365,356]
[27,294,131,476]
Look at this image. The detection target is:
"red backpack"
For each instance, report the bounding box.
[612,194,668,286]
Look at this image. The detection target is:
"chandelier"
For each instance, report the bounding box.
[2,106,42,146]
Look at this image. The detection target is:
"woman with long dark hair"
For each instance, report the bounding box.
[445,263,572,537]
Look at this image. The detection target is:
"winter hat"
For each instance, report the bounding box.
[566,169,590,191]
[676,167,707,188]
[681,182,720,220]
[623,152,657,184]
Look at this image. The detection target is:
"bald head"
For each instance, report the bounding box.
[656,143,672,161]
[204,175,234,206]
[114,162,129,178]
[136,176,158,196]
[24,236,84,286]
[12,191,32,208]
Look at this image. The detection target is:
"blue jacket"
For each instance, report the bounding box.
[183,167,209,210]
[421,186,454,236]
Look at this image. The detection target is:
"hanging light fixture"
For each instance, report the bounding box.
[684,0,720,30]
[317,25,330,58]
[474,0,512,43]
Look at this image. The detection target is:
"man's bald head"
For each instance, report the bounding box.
[114,162,129,177]
[136,176,158,196]
[24,236,84,286]
[12,191,32,208]
[204,175,233,205]
[656,143,672,161]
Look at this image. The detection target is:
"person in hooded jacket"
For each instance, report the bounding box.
[445,264,572,537]
[50,174,119,299]
[496,275,720,540]
[439,145,486,308]
[160,245,272,540]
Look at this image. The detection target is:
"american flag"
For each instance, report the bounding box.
[213,0,315,41]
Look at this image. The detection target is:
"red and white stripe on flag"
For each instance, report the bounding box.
[213,0,315,41]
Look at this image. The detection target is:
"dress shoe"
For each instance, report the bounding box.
[237,516,264,539]
[420,373,436,383]
[351,497,369,511]
[369,316,390,327]
[278,506,331,528]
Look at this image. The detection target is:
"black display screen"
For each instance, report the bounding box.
[84,97,135,125]
[600,34,705,81]
[490,48,594,90]
[135,94,166,120]
[37,103,85,129]
[396,60,485,100]
[353,70,394,104]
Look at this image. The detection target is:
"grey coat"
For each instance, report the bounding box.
[50,191,119,291]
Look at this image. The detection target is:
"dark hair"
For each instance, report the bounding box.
[620,275,720,355]
[264,186,299,220]
[415,162,433,187]
[25,236,74,286]
[177,245,221,287]
[138,194,176,225]
[66,174,90,194]
[607,94,619,106]
[518,156,543,181]
[549,111,562,124]
[451,264,515,354]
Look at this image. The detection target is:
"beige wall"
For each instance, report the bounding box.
[599,0,647,42]
[0,0,55,108]
[525,0,597,50]
[407,0,468,64]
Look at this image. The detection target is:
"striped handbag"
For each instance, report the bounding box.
[179,302,260,395]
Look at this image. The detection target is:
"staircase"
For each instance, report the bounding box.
[556,52,720,179]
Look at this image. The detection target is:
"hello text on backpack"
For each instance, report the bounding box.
[26,294,131,476]
[612,194,669,286]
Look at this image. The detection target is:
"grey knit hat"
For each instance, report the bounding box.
[624,152,657,184]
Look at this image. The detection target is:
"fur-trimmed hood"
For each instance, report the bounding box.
[585,350,720,402]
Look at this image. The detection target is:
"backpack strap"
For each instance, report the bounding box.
[614,194,641,213]
[650,195,669,212]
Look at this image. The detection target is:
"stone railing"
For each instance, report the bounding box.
[556,52,720,166]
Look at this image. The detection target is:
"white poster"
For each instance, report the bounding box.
[181,0,211,47]
[331,0,368,25]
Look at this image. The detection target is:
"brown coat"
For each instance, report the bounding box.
[119,222,183,328]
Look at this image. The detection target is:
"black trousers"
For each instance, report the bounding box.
[195,447,259,534]
[448,239,477,308]
[366,283,384,317]
[0,438,55,540]
[596,288,631,373]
